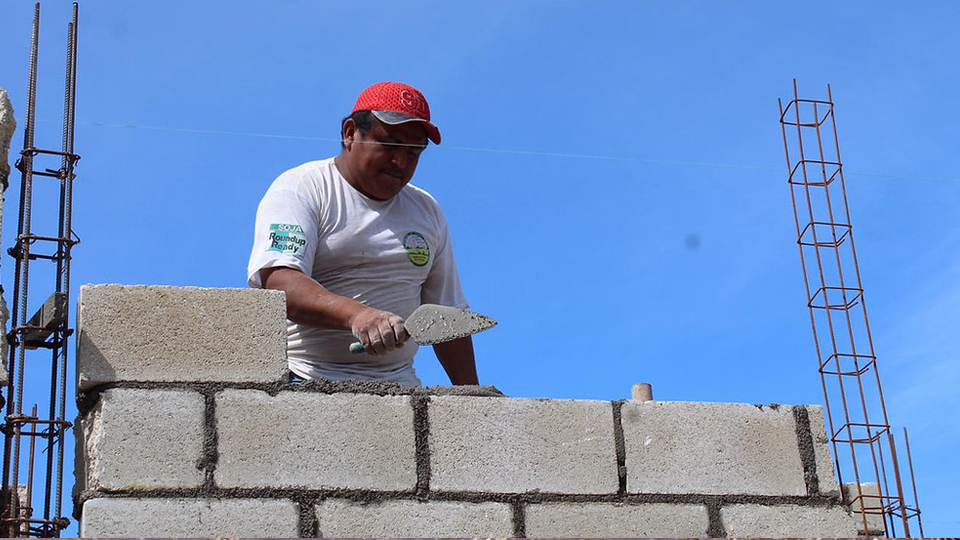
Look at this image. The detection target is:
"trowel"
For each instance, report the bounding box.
[349,304,497,353]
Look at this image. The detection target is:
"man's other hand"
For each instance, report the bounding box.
[349,307,410,355]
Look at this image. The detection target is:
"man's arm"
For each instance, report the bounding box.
[260,266,408,355]
[433,336,478,385]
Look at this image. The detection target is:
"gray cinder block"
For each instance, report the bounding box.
[77,285,287,388]
[0,87,13,387]
[843,482,886,535]
[1,87,15,188]
[807,405,840,495]
[621,401,807,495]
[0,297,8,387]
[78,388,205,491]
[79,497,299,538]
[429,396,618,494]
[525,502,709,537]
[721,503,858,537]
[215,389,416,490]
[316,498,513,537]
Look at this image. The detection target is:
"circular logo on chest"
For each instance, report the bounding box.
[403,231,431,267]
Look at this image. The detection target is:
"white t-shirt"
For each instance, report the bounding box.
[247,158,467,385]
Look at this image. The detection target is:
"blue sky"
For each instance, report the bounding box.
[1,0,958,536]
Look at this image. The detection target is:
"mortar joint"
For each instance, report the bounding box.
[611,399,628,498]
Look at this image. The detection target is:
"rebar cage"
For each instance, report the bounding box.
[1,3,80,537]
[778,80,922,538]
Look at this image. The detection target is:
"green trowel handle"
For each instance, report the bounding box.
[349,342,365,354]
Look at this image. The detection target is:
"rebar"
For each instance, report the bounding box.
[1,3,81,537]
[778,80,923,537]
[52,6,79,523]
[903,427,924,538]
[6,8,42,529]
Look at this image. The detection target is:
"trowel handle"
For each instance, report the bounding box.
[349,342,365,354]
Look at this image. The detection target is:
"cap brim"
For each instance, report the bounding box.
[371,110,441,145]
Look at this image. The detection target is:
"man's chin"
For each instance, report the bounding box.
[379,173,410,188]
[367,177,408,200]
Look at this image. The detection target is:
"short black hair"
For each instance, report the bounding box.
[340,110,376,149]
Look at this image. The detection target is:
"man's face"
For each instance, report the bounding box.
[340,118,427,201]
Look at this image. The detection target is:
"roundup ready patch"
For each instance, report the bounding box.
[267,223,307,254]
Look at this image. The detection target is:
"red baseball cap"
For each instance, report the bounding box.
[351,81,442,145]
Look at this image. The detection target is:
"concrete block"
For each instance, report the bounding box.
[843,482,886,535]
[526,502,709,537]
[0,296,8,387]
[13,485,29,536]
[215,389,416,490]
[429,396,618,494]
[621,401,806,495]
[807,404,841,496]
[76,285,287,389]
[79,497,299,538]
[1,87,15,187]
[721,503,858,537]
[0,87,11,388]
[78,388,205,491]
[22,292,66,348]
[316,498,513,537]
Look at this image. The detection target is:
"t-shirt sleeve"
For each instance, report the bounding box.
[247,175,320,288]
[420,205,468,309]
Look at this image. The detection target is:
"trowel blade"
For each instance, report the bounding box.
[405,304,497,345]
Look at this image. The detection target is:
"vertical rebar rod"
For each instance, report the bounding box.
[42,359,56,529]
[25,406,37,537]
[886,432,911,537]
[877,434,895,536]
[903,427,924,538]
[53,5,80,523]
[8,5,42,515]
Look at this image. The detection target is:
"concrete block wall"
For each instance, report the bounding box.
[75,284,858,537]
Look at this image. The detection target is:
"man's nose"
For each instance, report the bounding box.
[391,148,408,168]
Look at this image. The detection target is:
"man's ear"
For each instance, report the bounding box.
[342,118,357,149]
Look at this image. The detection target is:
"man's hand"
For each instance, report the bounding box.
[349,307,410,355]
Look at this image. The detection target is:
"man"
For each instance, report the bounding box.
[247,81,478,386]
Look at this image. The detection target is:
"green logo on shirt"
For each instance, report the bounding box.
[403,231,430,266]
[268,223,307,254]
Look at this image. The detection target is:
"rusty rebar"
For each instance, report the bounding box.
[778,80,921,537]
[903,427,924,537]
[1,3,80,537]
